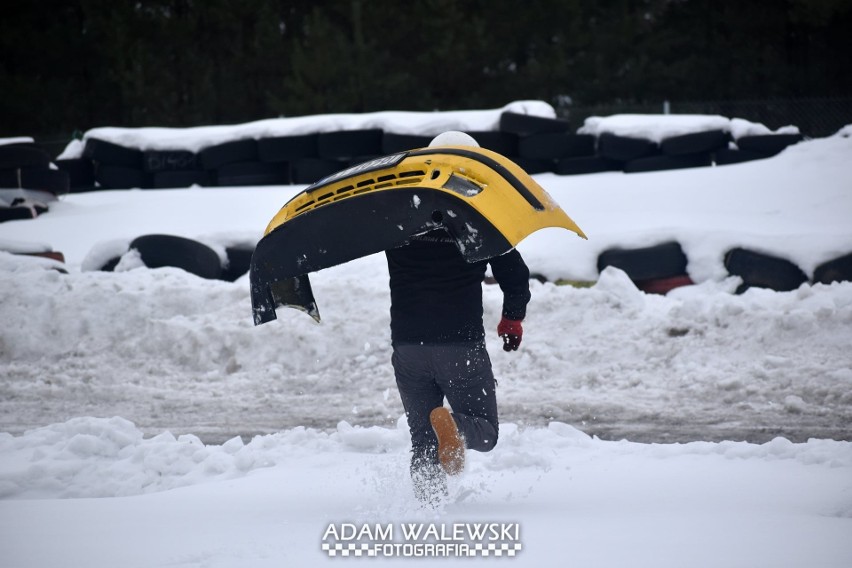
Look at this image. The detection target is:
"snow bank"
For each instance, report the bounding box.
[2,415,850,501]
[2,246,851,444]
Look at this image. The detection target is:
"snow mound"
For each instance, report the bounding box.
[2,416,850,501]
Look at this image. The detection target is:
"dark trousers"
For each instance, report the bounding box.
[392,342,499,472]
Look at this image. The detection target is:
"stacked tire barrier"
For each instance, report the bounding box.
[0,142,70,223]
[48,111,809,193]
[596,242,852,294]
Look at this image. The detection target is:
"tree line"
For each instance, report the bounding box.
[2,0,850,142]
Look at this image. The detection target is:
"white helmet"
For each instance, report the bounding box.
[428,130,480,148]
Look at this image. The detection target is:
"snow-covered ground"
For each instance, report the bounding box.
[1,109,851,567]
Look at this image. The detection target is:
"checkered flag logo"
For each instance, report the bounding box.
[322,543,377,557]
[471,542,523,557]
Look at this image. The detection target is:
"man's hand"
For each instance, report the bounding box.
[497,317,523,352]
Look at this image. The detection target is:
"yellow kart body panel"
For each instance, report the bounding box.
[263,146,586,244]
[250,145,586,325]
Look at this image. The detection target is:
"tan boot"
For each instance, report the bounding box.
[429,407,465,475]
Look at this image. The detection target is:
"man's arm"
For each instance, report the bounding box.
[490,248,531,320]
[490,249,531,351]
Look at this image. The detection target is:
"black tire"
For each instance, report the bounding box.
[292,158,347,185]
[221,244,256,282]
[152,170,212,188]
[199,139,258,170]
[99,256,122,272]
[318,129,384,159]
[142,150,199,173]
[83,138,143,168]
[55,158,96,190]
[597,241,688,281]
[624,153,712,174]
[598,133,658,162]
[468,131,519,156]
[0,144,52,169]
[381,133,433,154]
[813,252,852,285]
[0,168,70,195]
[519,132,596,160]
[660,130,730,156]
[95,164,150,189]
[635,274,695,295]
[511,156,555,175]
[736,134,804,155]
[129,234,222,279]
[724,247,808,293]
[714,148,775,166]
[258,134,319,162]
[555,156,622,176]
[0,206,36,223]
[499,111,571,136]
[215,161,290,186]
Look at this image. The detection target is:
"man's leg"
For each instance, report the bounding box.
[392,344,446,502]
[434,342,499,453]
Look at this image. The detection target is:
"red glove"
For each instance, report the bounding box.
[497,317,523,352]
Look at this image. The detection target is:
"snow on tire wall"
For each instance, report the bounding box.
[42,101,815,192]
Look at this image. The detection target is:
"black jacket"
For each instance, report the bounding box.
[386,230,531,344]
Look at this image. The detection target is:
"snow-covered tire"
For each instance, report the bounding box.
[143,150,199,173]
[714,148,774,166]
[598,133,658,162]
[724,247,808,293]
[813,252,852,285]
[0,205,36,223]
[221,244,256,282]
[318,129,384,159]
[215,161,290,186]
[0,144,52,169]
[98,256,122,272]
[258,134,319,162]
[635,274,695,295]
[199,139,258,170]
[468,131,519,156]
[152,170,211,188]
[597,242,689,281]
[83,139,143,168]
[555,156,622,176]
[0,168,70,195]
[518,133,595,160]
[55,158,96,191]
[623,153,712,174]
[736,134,804,156]
[499,111,571,136]
[381,133,433,154]
[512,157,555,175]
[660,130,730,156]
[129,234,222,280]
[95,164,149,189]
